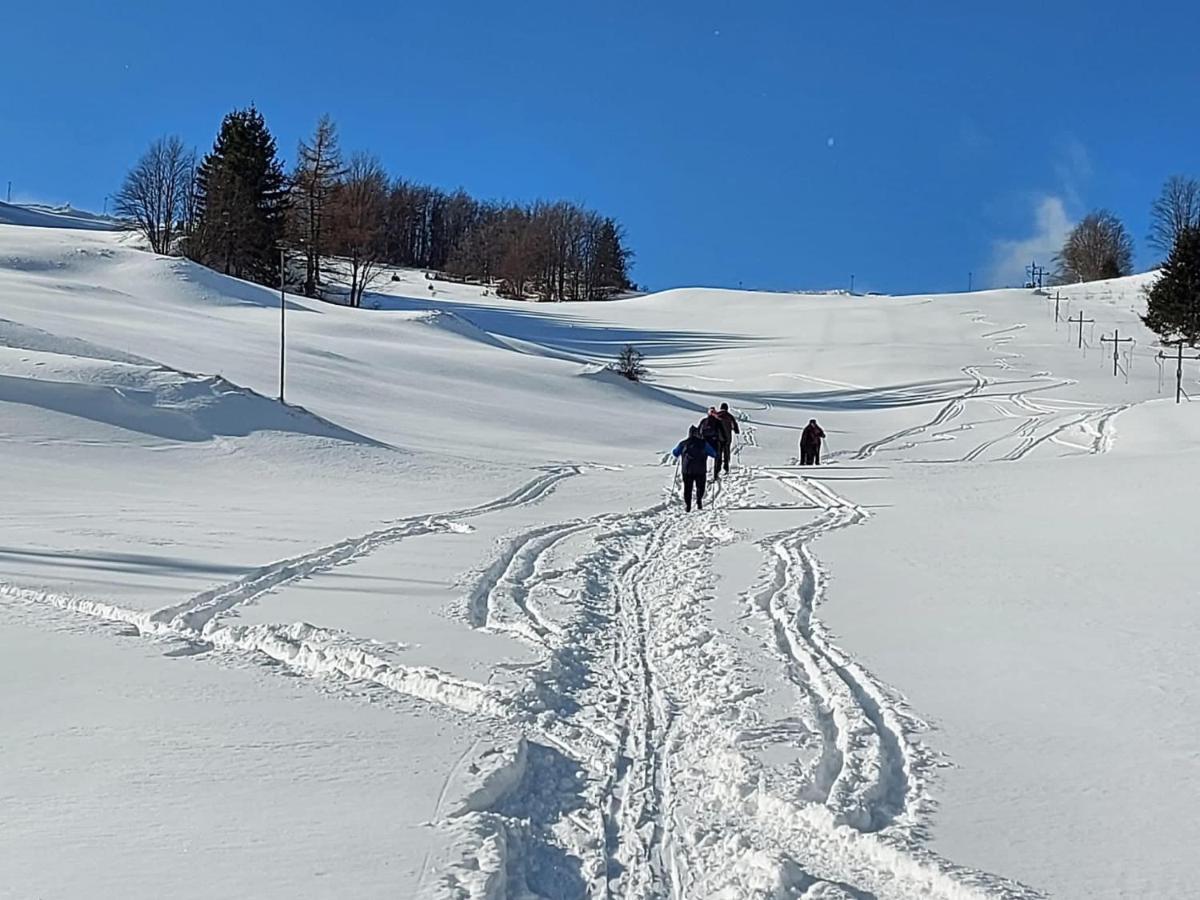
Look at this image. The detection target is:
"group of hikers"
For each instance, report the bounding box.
[671,404,826,512]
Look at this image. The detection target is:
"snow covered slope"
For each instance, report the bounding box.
[0,200,122,230]
[2,218,1196,900]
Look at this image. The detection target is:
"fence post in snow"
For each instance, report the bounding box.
[1067,311,1094,350]
[1100,330,1135,379]
[1157,341,1200,403]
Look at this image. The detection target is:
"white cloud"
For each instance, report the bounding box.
[984,135,1092,288]
[1053,136,1092,202]
[987,195,1073,288]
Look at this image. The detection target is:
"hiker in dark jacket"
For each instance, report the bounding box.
[714,403,741,475]
[800,419,826,466]
[698,408,725,479]
[672,425,718,511]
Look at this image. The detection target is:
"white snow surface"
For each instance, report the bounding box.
[0,200,123,231]
[2,219,1197,900]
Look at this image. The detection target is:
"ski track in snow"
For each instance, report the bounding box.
[420,459,1044,899]
[149,464,584,632]
[847,311,1131,464]
[3,307,1119,899]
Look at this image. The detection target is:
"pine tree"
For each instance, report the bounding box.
[1143,227,1200,345]
[291,115,344,297]
[190,106,288,285]
[592,217,632,299]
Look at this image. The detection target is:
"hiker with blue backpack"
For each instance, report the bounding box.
[672,425,718,512]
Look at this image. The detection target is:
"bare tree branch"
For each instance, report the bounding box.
[1148,175,1200,259]
[114,135,192,255]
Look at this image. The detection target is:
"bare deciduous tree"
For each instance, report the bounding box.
[329,153,389,307]
[290,115,345,296]
[378,183,633,300]
[1055,210,1135,283]
[114,135,193,255]
[180,150,199,243]
[1148,175,1200,259]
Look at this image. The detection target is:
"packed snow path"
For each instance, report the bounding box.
[3,455,1048,899]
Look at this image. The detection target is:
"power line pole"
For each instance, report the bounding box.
[1156,340,1200,403]
[850,273,855,294]
[1099,329,1135,377]
[1025,261,1046,289]
[1066,311,1094,350]
[968,271,973,292]
[1052,290,1065,322]
[5,181,10,203]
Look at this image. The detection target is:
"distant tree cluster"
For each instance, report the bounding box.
[1049,176,1200,290]
[386,191,634,301]
[115,108,635,305]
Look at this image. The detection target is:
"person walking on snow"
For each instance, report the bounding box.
[800,419,826,466]
[673,425,718,511]
[698,408,725,479]
[715,402,741,476]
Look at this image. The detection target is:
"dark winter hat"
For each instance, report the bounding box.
[720,403,729,411]
[689,425,700,436]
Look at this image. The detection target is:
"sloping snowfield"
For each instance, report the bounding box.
[2,217,1197,900]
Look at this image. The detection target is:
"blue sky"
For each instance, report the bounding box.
[2,0,1196,293]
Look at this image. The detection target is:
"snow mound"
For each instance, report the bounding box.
[577,362,704,414]
[402,307,512,350]
[0,347,382,446]
[0,200,122,231]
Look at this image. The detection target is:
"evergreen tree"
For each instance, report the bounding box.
[190,106,288,285]
[1143,227,1200,345]
[592,217,632,298]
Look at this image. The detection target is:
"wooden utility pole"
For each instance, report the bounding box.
[1157,340,1200,403]
[1099,329,1135,377]
[1067,311,1094,350]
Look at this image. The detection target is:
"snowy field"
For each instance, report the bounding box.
[1,211,1197,899]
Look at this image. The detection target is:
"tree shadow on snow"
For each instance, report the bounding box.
[373,292,762,363]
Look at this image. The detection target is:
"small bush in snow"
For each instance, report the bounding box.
[613,345,647,382]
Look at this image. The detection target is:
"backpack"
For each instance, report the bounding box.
[680,436,710,475]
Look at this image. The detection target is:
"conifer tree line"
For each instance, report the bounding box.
[114,107,634,305]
